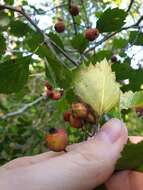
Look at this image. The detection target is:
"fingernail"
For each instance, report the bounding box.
[101,119,124,143]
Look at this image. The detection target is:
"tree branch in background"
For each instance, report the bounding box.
[0,4,79,66]
[84,15,143,55]
[127,0,134,13]
[0,96,45,120]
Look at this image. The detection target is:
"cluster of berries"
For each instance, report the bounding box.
[46,102,97,152]
[63,102,96,128]
[44,81,63,100]
[54,4,99,42]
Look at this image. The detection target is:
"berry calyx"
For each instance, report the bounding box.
[46,128,68,152]
[111,55,117,63]
[69,115,83,128]
[72,103,88,119]
[51,90,62,100]
[85,28,99,41]
[63,111,72,122]
[54,19,65,33]
[69,4,80,16]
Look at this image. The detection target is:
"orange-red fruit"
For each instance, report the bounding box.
[46,128,68,152]
[111,55,117,63]
[85,28,99,41]
[45,81,53,90]
[72,103,88,119]
[69,4,80,16]
[46,89,53,98]
[54,21,65,33]
[63,111,72,122]
[51,91,62,100]
[69,115,83,128]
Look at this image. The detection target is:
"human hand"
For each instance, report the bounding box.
[0,118,128,190]
[106,136,143,190]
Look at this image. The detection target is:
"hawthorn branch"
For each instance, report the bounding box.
[84,15,143,55]
[0,4,79,66]
[127,0,134,13]
[0,96,45,120]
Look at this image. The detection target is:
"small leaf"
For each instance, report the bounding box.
[129,31,143,46]
[0,56,30,94]
[97,8,127,32]
[113,38,128,49]
[48,32,64,50]
[70,33,89,53]
[120,91,143,109]
[74,59,120,116]
[116,140,143,171]
[9,20,31,37]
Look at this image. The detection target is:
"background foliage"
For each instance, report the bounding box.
[0,0,143,165]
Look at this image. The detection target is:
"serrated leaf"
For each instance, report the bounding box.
[9,20,31,37]
[129,31,143,46]
[113,38,128,49]
[97,8,127,33]
[116,140,143,171]
[120,91,143,109]
[70,33,89,53]
[0,56,30,94]
[74,59,120,116]
[48,32,64,50]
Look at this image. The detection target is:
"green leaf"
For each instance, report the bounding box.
[9,20,31,37]
[0,33,6,56]
[70,33,89,53]
[4,0,14,5]
[112,62,143,92]
[97,8,127,33]
[48,32,64,50]
[116,140,143,171]
[37,44,73,89]
[0,56,30,93]
[74,59,120,116]
[129,31,143,46]
[120,91,143,110]
[25,31,43,51]
[87,50,112,64]
[113,38,128,49]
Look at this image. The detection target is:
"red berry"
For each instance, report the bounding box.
[63,111,72,122]
[54,21,65,33]
[69,115,83,129]
[51,91,62,100]
[69,4,80,16]
[72,103,88,119]
[46,128,68,152]
[46,89,53,98]
[111,55,117,63]
[85,28,99,41]
[44,81,53,90]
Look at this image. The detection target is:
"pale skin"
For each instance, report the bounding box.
[0,118,143,190]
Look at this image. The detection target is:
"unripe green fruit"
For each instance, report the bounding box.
[46,128,68,152]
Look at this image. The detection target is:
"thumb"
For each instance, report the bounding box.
[4,119,128,190]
